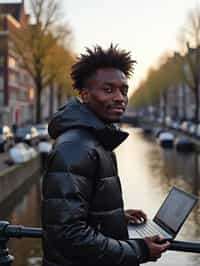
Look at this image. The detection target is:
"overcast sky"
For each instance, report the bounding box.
[1,0,200,94]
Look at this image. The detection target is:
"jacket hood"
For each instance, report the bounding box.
[48,97,129,150]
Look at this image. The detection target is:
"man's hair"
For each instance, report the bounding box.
[71,44,136,90]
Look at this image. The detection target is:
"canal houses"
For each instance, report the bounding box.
[0,1,35,126]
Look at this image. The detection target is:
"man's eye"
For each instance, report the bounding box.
[104,87,112,93]
[122,88,128,96]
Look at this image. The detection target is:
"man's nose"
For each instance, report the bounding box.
[113,89,125,102]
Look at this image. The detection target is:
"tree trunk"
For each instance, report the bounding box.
[163,89,167,119]
[49,84,54,118]
[35,79,42,124]
[194,85,199,123]
[182,84,186,121]
[57,86,62,108]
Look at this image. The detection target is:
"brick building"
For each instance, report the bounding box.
[0,0,35,126]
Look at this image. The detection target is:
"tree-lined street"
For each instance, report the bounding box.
[130,6,200,125]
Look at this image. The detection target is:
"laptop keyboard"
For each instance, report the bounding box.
[134,221,171,238]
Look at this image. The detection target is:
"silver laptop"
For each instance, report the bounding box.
[128,186,198,240]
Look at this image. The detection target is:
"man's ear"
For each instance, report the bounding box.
[80,88,90,103]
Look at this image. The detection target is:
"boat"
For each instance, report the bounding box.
[153,127,164,138]
[175,137,195,152]
[9,143,38,163]
[141,125,153,134]
[158,132,174,148]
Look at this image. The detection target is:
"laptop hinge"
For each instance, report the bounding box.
[154,218,176,237]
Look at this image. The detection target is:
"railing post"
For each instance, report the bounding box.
[0,222,14,266]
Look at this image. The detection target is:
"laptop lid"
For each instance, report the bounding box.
[153,186,198,238]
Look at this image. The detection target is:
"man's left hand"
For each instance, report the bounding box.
[125,209,147,224]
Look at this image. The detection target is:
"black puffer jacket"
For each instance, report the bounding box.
[42,97,150,266]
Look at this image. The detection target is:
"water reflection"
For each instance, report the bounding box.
[116,126,200,266]
[0,175,42,266]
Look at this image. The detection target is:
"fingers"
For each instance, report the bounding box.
[147,235,171,248]
[126,209,147,218]
[160,241,171,251]
[137,210,147,221]
[146,234,160,242]
[129,215,145,224]
[126,209,147,224]
[144,235,171,261]
[132,209,147,221]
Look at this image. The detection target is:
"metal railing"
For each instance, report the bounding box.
[0,221,42,266]
[0,220,200,266]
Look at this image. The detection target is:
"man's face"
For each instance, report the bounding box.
[81,68,129,123]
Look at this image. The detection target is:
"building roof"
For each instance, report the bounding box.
[0,2,23,22]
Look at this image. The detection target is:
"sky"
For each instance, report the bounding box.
[63,0,199,93]
[1,0,200,95]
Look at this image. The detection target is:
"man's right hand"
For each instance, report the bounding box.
[144,235,171,261]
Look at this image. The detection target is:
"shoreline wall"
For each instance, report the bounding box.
[0,155,41,205]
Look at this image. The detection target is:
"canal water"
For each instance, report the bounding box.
[1,125,200,266]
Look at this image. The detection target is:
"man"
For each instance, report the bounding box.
[42,44,170,266]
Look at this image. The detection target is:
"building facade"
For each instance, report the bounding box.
[0,1,35,126]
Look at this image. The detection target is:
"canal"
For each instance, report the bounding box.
[1,125,200,266]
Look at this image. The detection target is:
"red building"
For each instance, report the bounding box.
[0,0,35,126]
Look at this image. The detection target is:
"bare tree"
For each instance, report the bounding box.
[12,0,72,123]
[179,5,200,122]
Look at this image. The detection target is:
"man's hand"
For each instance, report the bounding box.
[125,209,147,224]
[144,235,171,261]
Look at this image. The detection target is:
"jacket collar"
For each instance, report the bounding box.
[93,125,128,150]
[48,97,129,150]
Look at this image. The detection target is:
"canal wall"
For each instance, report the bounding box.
[0,155,41,205]
[125,118,200,151]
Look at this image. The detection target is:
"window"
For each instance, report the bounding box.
[19,89,28,101]
[29,87,34,100]
[0,76,4,90]
[0,37,7,51]
[0,91,4,105]
[0,17,4,31]
[0,75,4,105]
[0,56,4,67]
[9,72,16,83]
[8,56,16,69]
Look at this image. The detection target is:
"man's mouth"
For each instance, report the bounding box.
[109,106,125,113]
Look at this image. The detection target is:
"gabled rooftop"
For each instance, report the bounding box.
[0,1,24,22]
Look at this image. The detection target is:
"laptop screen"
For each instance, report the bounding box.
[154,187,198,233]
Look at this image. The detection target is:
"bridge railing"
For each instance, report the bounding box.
[0,220,200,266]
[0,221,42,266]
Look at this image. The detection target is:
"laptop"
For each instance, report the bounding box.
[128,186,198,241]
